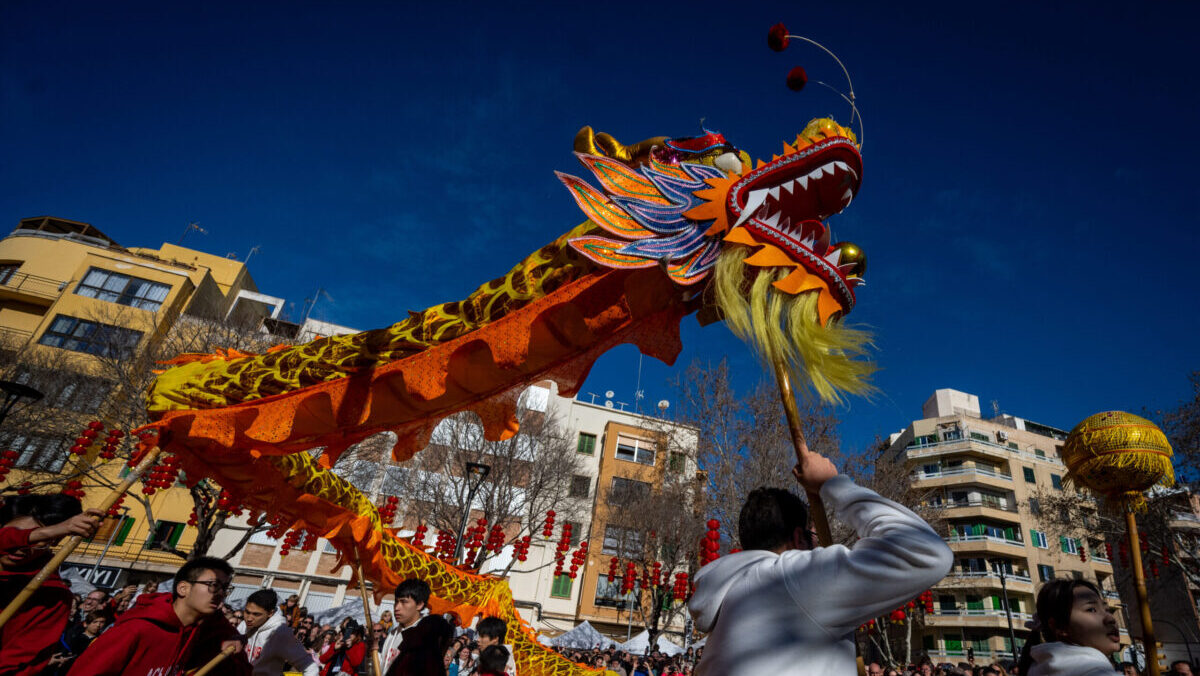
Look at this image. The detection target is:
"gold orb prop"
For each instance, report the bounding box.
[1062,411,1174,510]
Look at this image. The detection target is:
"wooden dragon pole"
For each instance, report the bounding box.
[773,361,832,547]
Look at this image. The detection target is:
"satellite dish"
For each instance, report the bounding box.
[657,400,670,410]
[605,400,614,409]
[605,390,615,398]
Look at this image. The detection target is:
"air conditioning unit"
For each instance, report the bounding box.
[997,431,1009,442]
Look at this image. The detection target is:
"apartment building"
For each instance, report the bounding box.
[884,388,1130,663]
[0,215,354,588]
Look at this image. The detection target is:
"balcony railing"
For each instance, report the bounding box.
[947,534,1025,548]
[947,570,1033,584]
[0,271,65,300]
[907,437,1063,466]
[932,608,1034,622]
[943,498,1018,513]
[912,467,1013,482]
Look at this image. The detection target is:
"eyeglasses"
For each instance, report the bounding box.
[189,579,233,595]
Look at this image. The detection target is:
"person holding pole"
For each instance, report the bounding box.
[66,556,250,676]
[0,492,101,676]
[383,578,453,676]
[686,449,953,676]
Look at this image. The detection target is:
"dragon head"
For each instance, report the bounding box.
[562,118,873,402]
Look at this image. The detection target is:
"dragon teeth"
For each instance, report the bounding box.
[734,189,770,228]
[825,249,842,266]
[782,179,795,195]
[761,211,781,228]
[797,176,809,190]
[768,187,780,200]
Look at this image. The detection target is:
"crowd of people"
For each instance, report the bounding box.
[1,449,1197,674]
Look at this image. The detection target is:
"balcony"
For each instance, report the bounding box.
[926,608,1034,628]
[942,498,1022,523]
[947,534,1027,556]
[0,271,65,306]
[906,437,1062,466]
[912,466,1013,490]
[944,569,1034,587]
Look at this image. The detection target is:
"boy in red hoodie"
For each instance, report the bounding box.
[0,492,101,676]
[66,555,251,676]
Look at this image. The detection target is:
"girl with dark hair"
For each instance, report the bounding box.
[1018,579,1121,675]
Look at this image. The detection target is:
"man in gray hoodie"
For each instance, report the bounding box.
[688,449,953,675]
[241,590,319,676]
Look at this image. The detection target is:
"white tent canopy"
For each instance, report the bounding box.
[618,630,685,656]
[548,620,607,649]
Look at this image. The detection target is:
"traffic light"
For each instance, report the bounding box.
[1156,641,1168,673]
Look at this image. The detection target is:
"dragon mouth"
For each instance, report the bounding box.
[727,137,862,235]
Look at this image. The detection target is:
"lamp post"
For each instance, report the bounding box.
[453,462,491,563]
[991,558,1019,660]
[0,380,43,428]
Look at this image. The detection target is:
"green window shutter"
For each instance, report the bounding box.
[991,595,1001,609]
[168,523,185,547]
[1060,536,1069,552]
[114,517,135,546]
[576,433,596,455]
[1030,529,1036,544]
[550,574,573,598]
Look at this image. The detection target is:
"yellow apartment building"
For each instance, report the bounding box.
[0,215,352,588]
[883,388,1130,664]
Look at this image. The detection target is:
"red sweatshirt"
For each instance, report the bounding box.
[66,592,251,676]
[319,641,366,676]
[0,563,74,676]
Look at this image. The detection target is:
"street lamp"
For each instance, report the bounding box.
[0,380,43,428]
[991,558,1019,661]
[453,462,491,563]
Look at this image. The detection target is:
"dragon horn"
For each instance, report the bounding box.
[573,126,668,167]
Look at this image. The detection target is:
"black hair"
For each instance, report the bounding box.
[478,645,510,675]
[394,578,430,606]
[476,616,507,642]
[738,487,808,551]
[246,589,279,611]
[1016,578,1104,673]
[1172,662,1192,669]
[0,493,82,526]
[172,556,234,598]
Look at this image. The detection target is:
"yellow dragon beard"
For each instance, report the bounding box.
[713,245,875,404]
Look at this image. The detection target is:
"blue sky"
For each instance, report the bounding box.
[2,1,1197,454]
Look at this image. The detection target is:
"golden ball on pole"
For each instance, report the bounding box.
[1061,411,1174,511]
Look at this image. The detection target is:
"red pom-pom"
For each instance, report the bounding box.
[87,421,105,430]
[768,23,790,51]
[786,67,808,92]
[706,519,719,530]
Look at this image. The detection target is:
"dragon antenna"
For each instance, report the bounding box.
[767,23,864,148]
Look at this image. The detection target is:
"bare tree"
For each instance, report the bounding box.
[0,306,280,560]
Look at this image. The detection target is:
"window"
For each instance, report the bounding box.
[669,452,686,473]
[1030,529,1048,548]
[941,428,963,441]
[601,525,642,558]
[594,574,639,609]
[75,267,171,311]
[1060,536,1079,555]
[969,431,989,442]
[569,475,591,499]
[913,434,938,447]
[1029,498,1041,515]
[609,476,650,505]
[146,520,185,550]
[576,433,596,455]
[39,315,143,358]
[615,435,656,465]
[0,263,18,284]
[6,435,68,472]
[1035,449,1046,458]
[550,574,573,598]
[1023,467,1036,483]
[965,594,983,611]
[1037,564,1055,582]
[1051,474,1063,490]
[1007,442,1019,450]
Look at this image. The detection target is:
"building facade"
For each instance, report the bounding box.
[885,388,1130,663]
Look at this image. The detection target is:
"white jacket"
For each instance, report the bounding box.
[1029,643,1120,676]
[244,610,320,676]
[687,475,953,676]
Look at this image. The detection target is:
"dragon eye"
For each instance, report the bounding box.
[831,241,866,277]
[713,152,742,175]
